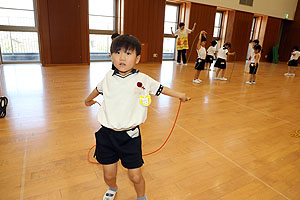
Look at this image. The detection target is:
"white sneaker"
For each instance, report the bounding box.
[246,81,252,84]
[284,73,291,76]
[177,62,181,65]
[193,79,201,84]
[290,73,295,76]
[220,77,228,81]
[252,81,256,85]
[183,63,188,66]
[214,77,220,80]
[197,79,202,82]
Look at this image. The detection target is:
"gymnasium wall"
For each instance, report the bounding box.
[188,0,298,20]
[37,0,89,65]
[185,2,217,63]
[279,0,300,61]
[225,11,254,61]
[260,17,282,62]
[123,0,165,62]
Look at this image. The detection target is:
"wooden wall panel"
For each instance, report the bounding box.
[225,11,254,61]
[260,17,281,62]
[123,0,165,62]
[37,0,89,65]
[279,1,300,61]
[186,3,217,62]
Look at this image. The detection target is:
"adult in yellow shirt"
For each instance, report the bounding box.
[171,22,196,65]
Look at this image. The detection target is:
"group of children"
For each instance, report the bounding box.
[85,27,299,200]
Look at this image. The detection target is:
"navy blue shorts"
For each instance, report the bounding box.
[94,126,144,169]
[214,58,226,69]
[288,60,298,67]
[195,58,205,70]
[249,63,258,74]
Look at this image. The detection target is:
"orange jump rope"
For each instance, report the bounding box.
[88,101,182,164]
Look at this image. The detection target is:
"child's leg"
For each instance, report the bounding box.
[182,49,187,64]
[128,167,145,198]
[288,66,291,73]
[221,69,226,78]
[215,68,220,77]
[103,163,118,189]
[252,74,256,82]
[194,70,200,80]
[291,67,296,74]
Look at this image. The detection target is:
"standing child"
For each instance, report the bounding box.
[85,34,190,200]
[193,31,207,84]
[171,22,196,65]
[214,42,235,81]
[246,44,261,85]
[205,40,217,71]
[284,46,300,76]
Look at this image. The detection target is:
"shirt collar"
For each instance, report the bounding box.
[112,68,139,78]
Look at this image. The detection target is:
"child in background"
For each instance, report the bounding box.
[284,46,300,76]
[246,44,261,85]
[205,40,217,71]
[85,34,190,200]
[193,31,207,84]
[214,42,235,81]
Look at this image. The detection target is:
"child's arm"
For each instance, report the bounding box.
[85,88,100,106]
[161,87,191,102]
[171,27,175,37]
[255,53,261,65]
[191,23,197,32]
[228,52,235,56]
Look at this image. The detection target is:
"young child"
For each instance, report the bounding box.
[284,46,300,76]
[214,42,235,81]
[111,33,120,70]
[193,31,207,84]
[85,34,190,200]
[246,44,261,85]
[205,40,217,71]
[171,22,196,65]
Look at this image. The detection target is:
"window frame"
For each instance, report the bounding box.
[0,0,40,63]
[89,0,117,61]
[163,2,180,60]
[212,11,223,40]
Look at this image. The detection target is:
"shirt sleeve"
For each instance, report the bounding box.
[96,80,103,93]
[186,28,192,34]
[147,75,163,96]
[174,29,179,35]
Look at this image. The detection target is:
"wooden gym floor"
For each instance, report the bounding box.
[0,60,300,200]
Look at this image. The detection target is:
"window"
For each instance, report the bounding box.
[213,12,223,39]
[249,17,256,41]
[0,0,40,62]
[163,4,179,60]
[89,0,116,61]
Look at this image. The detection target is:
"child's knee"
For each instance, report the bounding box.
[104,173,117,181]
[128,173,143,184]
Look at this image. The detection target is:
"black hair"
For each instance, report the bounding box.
[254,44,262,52]
[223,42,231,49]
[211,40,217,47]
[292,46,299,51]
[201,35,207,42]
[253,39,259,44]
[111,33,120,40]
[110,34,141,56]
[179,22,185,27]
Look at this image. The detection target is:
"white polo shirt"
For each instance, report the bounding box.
[217,48,229,60]
[290,51,300,60]
[96,69,163,131]
[207,46,217,56]
[197,46,206,59]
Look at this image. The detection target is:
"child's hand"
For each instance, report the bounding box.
[179,93,191,102]
[85,99,97,106]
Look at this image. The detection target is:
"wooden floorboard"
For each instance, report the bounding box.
[0,61,299,200]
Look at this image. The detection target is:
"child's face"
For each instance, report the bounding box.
[111,48,141,75]
[201,41,206,47]
[180,26,184,30]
